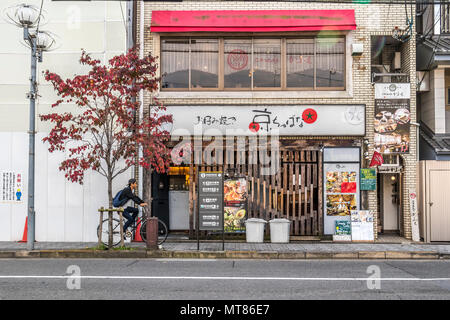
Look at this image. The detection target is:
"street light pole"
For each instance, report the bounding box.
[25,26,37,251]
[5,4,56,250]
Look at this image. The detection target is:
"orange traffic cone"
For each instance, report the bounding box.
[18,217,28,243]
[132,218,143,242]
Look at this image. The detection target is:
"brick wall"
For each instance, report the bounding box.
[136,1,417,239]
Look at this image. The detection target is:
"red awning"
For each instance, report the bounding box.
[150,10,356,32]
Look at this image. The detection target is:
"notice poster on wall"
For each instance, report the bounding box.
[374,83,411,154]
[0,171,24,203]
[351,210,374,241]
[224,177,247,233]
[325,171,358,216]
[360,168,377,191]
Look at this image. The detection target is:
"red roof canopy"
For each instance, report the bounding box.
[150,10,356,32]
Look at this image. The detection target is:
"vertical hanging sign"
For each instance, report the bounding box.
[1,171,24,203]
[408,189,420,242]
[374,83,411,154]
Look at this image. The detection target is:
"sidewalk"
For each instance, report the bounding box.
[1,239,450,259]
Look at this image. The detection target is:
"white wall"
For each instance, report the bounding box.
[0,132,131,241]
[420,68,446,133]
[0,0,127,132]
[0,1,128,241]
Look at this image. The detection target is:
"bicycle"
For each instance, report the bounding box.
[97,207,168,247]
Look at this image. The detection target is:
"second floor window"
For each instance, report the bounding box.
[161,36,345,91]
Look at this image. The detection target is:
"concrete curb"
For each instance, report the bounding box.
[1,250,448,259]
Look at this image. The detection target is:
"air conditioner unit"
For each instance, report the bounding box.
[352,43,364,56]
[371,65,391,83]
[417,71,430,92]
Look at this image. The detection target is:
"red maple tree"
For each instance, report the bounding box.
[40,48,172,208]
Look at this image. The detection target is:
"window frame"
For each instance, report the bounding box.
[160,34,346,92]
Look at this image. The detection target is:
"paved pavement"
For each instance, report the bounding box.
[1,240,450,257]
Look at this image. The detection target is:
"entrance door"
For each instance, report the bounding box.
[429,170,450,241]
[151,173,170,230]
[382,174,399,231]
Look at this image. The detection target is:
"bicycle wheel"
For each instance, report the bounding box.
[139,220,147,242]
[97,218,122,247]
[157,220,168,245]
[139,219,169,245]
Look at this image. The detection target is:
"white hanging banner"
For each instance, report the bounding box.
[408,189,420,242]
[0,171,24,203]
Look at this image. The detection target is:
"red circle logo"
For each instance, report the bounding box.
[302,108,318,124]
[249,122,260,132]
[227,49,249,71]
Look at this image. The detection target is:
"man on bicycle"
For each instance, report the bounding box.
[117,178,148,235]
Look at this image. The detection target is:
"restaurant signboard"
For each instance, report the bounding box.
[165,105,365,136]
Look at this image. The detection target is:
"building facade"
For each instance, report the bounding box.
[137,1,417,240]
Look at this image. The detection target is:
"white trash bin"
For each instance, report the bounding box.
[269,219,291,243]
[245,218,267,243]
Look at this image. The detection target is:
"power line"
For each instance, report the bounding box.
[36,0,44,34]
[421,6,443,40]
[119,1,128,39]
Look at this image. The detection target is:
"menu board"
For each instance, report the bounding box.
[335,220,351,235]
[224,177,247,233]
[351,210,374,241]
[333,220,352,242]
[360,168,377,191]
[198,172,223,231]
[323,161,360,235]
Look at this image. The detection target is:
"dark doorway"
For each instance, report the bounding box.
[151,172,170,230]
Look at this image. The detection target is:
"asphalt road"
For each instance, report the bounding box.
[0,259,449,300]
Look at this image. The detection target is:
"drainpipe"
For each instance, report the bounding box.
[139,0,145,204]
[411,122,420,161]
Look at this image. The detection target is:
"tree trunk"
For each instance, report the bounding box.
[143,166,153,219]
[107,176,113,249]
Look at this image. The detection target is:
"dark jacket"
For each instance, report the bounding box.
[119,186,144,206]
